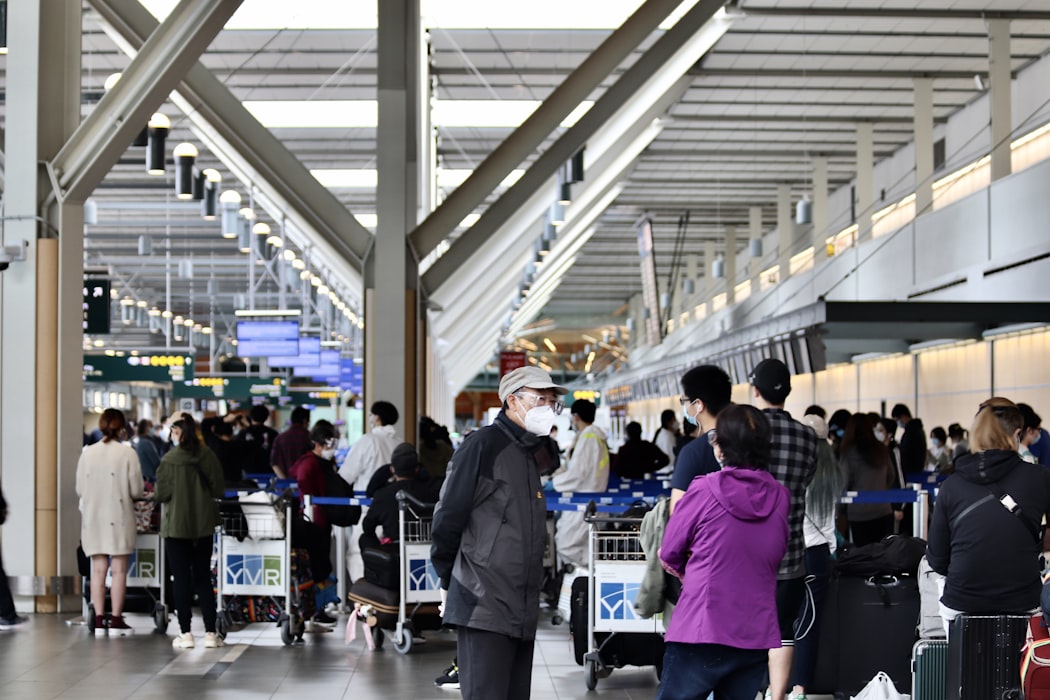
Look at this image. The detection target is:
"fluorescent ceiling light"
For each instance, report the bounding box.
[245,100,591,129]
[352,212,479,229]
[142,0,690,30]
[244,101,377,129]
[433,100,592,128]
[312,169,378,188]
[233,309,302,317]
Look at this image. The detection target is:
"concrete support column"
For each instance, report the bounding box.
[628,293,644,350]
[748,206,762,290]
[913,78,935,215]
[855,122,875,241]
[365,0,424,443]
[811,157,829,257]
[776,184,791,283]
[724,226,737,306]
[702,239,716,312]
[988,19,1013,182]
[683,253,698,322]
[1,0,83,613]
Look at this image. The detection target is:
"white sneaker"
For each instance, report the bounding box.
[203,632,224,648]
[172,632,195,649]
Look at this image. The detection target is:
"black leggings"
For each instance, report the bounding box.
[166,536,217,634]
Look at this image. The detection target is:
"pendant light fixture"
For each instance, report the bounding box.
[145,113,171,175]
[173,142,198,199]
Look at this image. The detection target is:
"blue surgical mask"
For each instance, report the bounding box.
[1032,431,1042,446]
[931,438,942,448]
[682,402,698,427]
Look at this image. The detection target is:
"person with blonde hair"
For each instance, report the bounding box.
[927,397,1050,635]
[76,408,144,636]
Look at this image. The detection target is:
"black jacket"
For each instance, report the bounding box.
[362,479,438,544]
[899,419,927,473]
[430,412,557,640]
[927,449,1050,613]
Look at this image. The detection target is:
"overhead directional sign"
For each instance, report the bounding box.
[173,376,286,399]
[84,353,194,383]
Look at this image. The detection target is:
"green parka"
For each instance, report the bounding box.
[155,444,224,539]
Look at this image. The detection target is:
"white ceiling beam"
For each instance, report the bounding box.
[90,0,371,305]
[420,0,732,293]
[54,0,242,202]
[409,0,692,259]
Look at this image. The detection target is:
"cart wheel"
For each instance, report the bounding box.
[371,627,384,649]
[87,604,96,634]
[293,612,306,641]
[584,659,598,690]
[279,615,293,645]
[551,614,563,626]
[392,628,413,655]
[153,603,168,634]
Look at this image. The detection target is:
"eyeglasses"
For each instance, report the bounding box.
[707,429,718,447]
[679,396,697,406]
[514,391,564,415]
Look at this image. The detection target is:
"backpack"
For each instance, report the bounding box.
[322,461,361,526]
[835,535,927,578]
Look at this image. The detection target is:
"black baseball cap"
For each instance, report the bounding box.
[750,358,792,404]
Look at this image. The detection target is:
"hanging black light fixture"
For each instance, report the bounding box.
[202,169,221,220]
[145,113,170,175]
[0,1,8,56]
[173,142,198,199]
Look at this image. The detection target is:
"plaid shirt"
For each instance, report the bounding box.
[764,409,819,579]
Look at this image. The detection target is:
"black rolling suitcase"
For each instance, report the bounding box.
[347,579,399,629]
[946,614,1028,700]
[813,574,920,696]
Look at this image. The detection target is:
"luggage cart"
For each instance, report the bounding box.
[580,501,665,690]
[215,496,303,644]
[85,499,169,634]
[388,490,442,654]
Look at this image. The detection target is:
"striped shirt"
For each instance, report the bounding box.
[764,409,819,579]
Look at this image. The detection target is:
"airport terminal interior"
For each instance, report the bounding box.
[2,0,1050,698]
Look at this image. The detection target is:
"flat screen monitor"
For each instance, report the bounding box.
[236,319,300,357]
[268,336,321,367]
[307,350,341,380]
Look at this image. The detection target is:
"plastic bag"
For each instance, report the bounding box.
[851,671,909,700]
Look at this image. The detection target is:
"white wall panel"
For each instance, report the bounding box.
[913,191,989,284]
[991,330,1050,411]
[989,157,1050,258]
[857,354,914,417]
[916,343,991,434]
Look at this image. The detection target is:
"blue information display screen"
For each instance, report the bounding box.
[236,320,300,357]
[308,350,341,381]
[268,336,321,367]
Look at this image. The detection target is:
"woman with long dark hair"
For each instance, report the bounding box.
[76,408,144,635]
[840,412,895,545]
[656,404,789,700]
[155,413,224,649]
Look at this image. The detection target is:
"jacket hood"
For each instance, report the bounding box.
[710,466,786,521]
[954,449,1024,485]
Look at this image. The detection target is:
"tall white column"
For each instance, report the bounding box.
[855,122,875,241]
[988,19,1013,182]
[811,157,829,257]
[749,206,762,290]
[913,78,935,215]
[776,184,791,282]
[724,225,737,305]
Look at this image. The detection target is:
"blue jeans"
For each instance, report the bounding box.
[656,641,768,700]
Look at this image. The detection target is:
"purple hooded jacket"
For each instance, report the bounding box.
[660,466,789,649]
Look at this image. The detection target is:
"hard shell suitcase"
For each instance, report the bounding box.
[946,614,1028,700]
[912,639,948,700]
[1022,614,1050,700]
[812,574,920,696]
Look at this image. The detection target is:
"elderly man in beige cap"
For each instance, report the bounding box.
[431,366,565,700]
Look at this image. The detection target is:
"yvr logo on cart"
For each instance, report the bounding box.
[128,548,156,579]
[226,554,282,587]
[599,582,640,621]
[408,559,440,591]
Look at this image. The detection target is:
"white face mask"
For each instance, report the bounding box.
[873,427,887,443]
[523,406,556,436]
[682,401,699,427]
[170,435,180,447]
[321,447,336,460]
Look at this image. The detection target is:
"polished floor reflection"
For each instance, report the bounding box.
[0,610,666,699]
